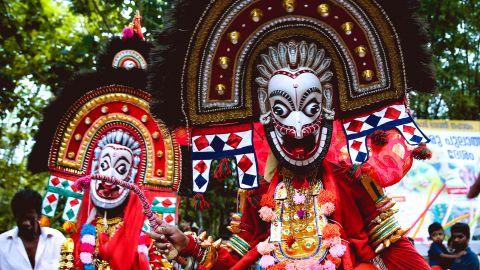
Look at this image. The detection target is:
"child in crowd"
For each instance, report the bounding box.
[449,222,480,270]
[428,222,466,270]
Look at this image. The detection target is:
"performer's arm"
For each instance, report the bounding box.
[150,183,269,269]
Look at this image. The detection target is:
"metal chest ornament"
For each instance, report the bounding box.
[149,0,435,269]
[29,13,181,270]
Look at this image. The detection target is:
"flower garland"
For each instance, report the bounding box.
[80,224,96,270]
[138,232,149,258]
[80,223,150,270]
[257,186,347,270]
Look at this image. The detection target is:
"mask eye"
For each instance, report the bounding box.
[303,99,320,117]
[100,160,110,171]
[116,164,128,175]
[272,102,290,118]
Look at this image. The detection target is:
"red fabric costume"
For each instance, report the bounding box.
[180,121,430,269]
[147,0,436,269]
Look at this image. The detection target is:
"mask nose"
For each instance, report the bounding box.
[293,112,303,139]
[104,167,114,178]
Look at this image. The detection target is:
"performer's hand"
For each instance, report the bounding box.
[148,219,189,253]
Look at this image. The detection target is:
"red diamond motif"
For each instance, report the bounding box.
[384,107,401,119]
[347,120,364,133]
[226,133,243,149]
[69,199,79,207]
[194,135,209,151]
[351,140,363,151]
[161,198,173,207]
[194,160,208,174]
[402,125,416,135]
[164,214,174,223]
[237,155,253,172]
[51,177,60,186]
[47,194,57,203]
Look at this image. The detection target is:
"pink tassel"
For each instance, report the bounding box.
[122,27,134,40]
[74,175,92,191]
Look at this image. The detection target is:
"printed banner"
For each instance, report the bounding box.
[388,120,480,248]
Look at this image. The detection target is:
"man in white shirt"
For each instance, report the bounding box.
[0,188,65,270]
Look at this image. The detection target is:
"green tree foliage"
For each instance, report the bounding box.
[411,0,480,120]
[179,158,239,238]
[0,0,170,232]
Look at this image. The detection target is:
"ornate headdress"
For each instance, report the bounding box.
[29,13,181,232]
[149,0,434,189]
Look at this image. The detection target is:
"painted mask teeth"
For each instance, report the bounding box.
[271,125,327,166]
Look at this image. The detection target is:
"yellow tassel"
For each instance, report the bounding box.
[39,215,50,227]
[62,221,76,235]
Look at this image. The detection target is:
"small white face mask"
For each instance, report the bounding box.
[90,144,133,209]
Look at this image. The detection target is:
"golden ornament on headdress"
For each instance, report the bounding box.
[74,133,82,141]
[157,150,164,158]
[218,56,230,70]
[101,106,108,114]
[121,104,129,113]
[317,4,329,17]
[355,46,367,58]
[250,8,263,22]
[282,0,296,13]
[156,169,163,176]
[84,117,92,125]
[341,22,354,35]
[216,84,226,96]
[141,115,148,123]
[152,131,159,139]
[228,31,240,45]
[362,70,374,81]
[67,151,75,159]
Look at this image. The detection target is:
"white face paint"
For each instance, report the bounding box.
[268,68,324,161]
[90,144,133,209]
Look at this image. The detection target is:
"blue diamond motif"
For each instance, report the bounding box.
[410,135,423,143]
[210,136,225,152]
[194,175,208,188]
[355,152,368,163]
[241,174,256,186]
[365,115,381,127]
